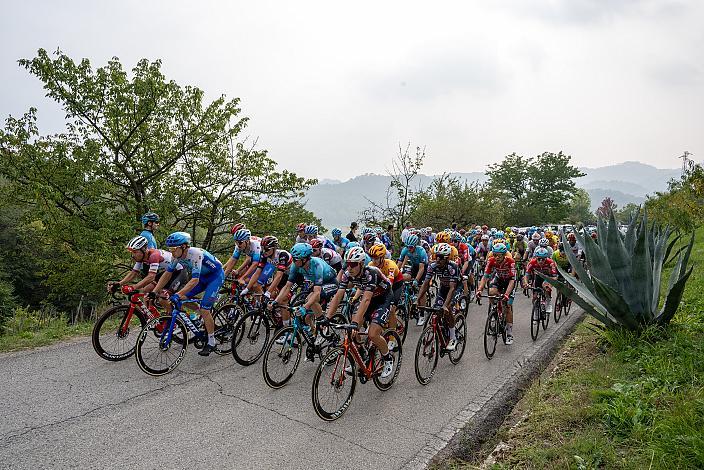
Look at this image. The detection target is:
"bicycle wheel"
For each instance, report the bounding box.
[373,330,402,391]
[531,301,541,341]
[312,347,356,421]
[483,308,499,359]
[231,310,271,366]
[553,294,563,324]
[449,313,467,364]
[564,296,572,316]
[316,313,347,354]
[394,305,409,345]
[92,305,145,361]
[542,299,550,330]
[136,315,188,376]
[262,326,302,389]
[414,325,439,385]
[212,304,239,356]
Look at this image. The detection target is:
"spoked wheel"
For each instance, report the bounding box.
[483,308,499,359]
[312,347,357,421]
[554,294,563,324]
[136,315,188,376]
[564,296,572,316]
[373,330,403,391]
[212,305,238,356]
[393,305,409,345]
[449,313,467,364]
[414,325,439,385]
[542,300,550,330]
[531,301,541,341]
[457,295,469,316]
[315,314,347,355]
[262,327,302,389]
[92,305,145,361]
[231,310,270,366]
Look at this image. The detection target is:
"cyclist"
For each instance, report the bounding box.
[476,243,517,345]
[527,232,541,257]
[476,234,491,264]
[152,231,226,356]
[538,237,554,258]
[324,246,395,378]
[270,242,338,336]
[416,243,460,349]
[368,242,404,339]
[223,228,262,282]
[295,223,308,244]
[397,235,427,300]
[240,236,292,298]
[140,212,160,249]
[331,228,349,254]
[450,231,473,297]
[523,246,558,315]
[310,238,343,272]
[552,243,571,275]
[512,232,529,263]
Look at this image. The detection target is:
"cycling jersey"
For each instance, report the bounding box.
[398,246,428,267]
[551,250,570,271]
[257,249,292,272]
[133,249,182,276]
[168,247,222,279]
[424,260,461,284]
[231,237,262,263]
[476,242,491,256]
[484,256,517,281]
[313,235,337,251]
[288,257,337,286]
[339,265,391,298]
[526,258,558,277]
[380,233,393,251]
[513,240,528,255]
[455,242,470,264]
[333,236,349,252]
[319,247,342,268]
[372,258,403,284]
[140,229,158,249]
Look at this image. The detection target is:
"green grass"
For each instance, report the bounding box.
[441,228,704,469]
[0,310,93,353]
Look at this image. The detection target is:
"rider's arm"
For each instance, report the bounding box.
[443,281,457,310]
[325,287,347,318]
[152,270,173,293]
[133,271,157,290]
[273,281,294,305]
[304,285,322,310]
[415,262,426,284]
[351,290,373,325]
[265,271,285,297]
[176,277,199,299]
[117,270,139,286]
[223,256,237,276]
[234,255,253,278]
[245,265,263,291]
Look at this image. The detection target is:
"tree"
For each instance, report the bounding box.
[646,163,704,231]
[614,202,641,224]
[564,188,592,224]
[487,151,584,225]
[596,197,617,219]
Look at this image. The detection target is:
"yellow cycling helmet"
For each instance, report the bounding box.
[436,231,451,243]
[368,243,387,258]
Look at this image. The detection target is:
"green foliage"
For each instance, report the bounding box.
[646,163,704,232]
[0,306,93,352]
[543,208,694,331]
[486,151,585,226]
[565,187,593,224]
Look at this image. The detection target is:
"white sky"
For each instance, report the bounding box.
[2,0,702,180]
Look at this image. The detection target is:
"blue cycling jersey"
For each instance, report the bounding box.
[334,236,349,251]
[140,230,158,249]
[288,257,337,286]
[398,246,428,267]
[168,247,222,279]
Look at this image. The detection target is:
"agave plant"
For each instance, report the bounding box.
[541,209,695,331]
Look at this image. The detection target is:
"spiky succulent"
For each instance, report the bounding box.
[542,209,694,330]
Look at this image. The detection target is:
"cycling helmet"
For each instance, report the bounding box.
[505,227,511,233]
[492,242,507,254]
[304,225,318,235]
[331,228,342,237]
[296,223,307,232]
[496,230,504,238]
[230,222,246,235]
[375,227,383,235]
[481,234,490,241]
[538,238,550,247]
[141,212,160,225]
[363,232,377,245]
[433,243,452,257]
[567,232,577,241]
[535,247,549,258]
[451,231,462,242]
[309,238,323,249]
[126,235,149,251]
[361,227,374,236]
[419,227,428,236]
[345,246,366,263]
[233,228,251,242]
[591,232,598,239]
[516,233,525,241]
[368,243,387,258]
[481,225,488,230]
[405,234,419,247]
[494,238,505,245]
[436,231,451,243]
[346,241,361,250]
[290,242,313,259]
[261,235,279,251]
[532,232,541,241]
[165,231,191,247]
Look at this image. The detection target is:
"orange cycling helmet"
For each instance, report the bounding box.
[368,243,387,258]
[436,231,451,243]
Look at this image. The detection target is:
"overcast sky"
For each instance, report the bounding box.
[2,0,702,180]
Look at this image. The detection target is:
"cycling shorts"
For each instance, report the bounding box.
[257,262,276,286]
[363,291,392,326]
[390,281,403,306]
[489,276,515,305]
[157,269,189,294]
[185,270,225,310]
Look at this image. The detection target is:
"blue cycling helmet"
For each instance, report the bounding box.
[346,241,360,250]
[232,228,251,241]
[141,212,160,226]
[290,242,313,259]
[492,242,507,254]
[451,231,462,242]
[165,231,191,247]
[496,230,504,239]
[461,236,467,243]
[361,227,374,235]
[331,228,342,237]
[405,234,419,247]
[304,225,318,235]
[535,247,550,259]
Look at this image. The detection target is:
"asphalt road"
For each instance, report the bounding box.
[0,294,581,469]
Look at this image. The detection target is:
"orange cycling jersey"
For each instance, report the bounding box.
[372,258,403,284]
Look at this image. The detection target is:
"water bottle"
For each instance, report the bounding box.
[189,313,203,329]
[302,324,314,343]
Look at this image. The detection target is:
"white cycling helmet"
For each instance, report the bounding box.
[126,236,149,250]
[345,246,366,263]
[434,243,452,257]
[538,238,550,247]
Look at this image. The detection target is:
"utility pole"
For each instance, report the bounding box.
[680,151,694,176]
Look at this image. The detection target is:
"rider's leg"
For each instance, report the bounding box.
[368,322,389,355]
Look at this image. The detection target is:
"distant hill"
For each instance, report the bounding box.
[303,162,679,229]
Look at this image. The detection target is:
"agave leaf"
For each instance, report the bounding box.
[550,265,610,314]
[592,276,641,330]
[561,229,594,292]
[540,272,618,328]
[629,215,653,322]
[582,225,619,291]
[667,252,684,295]
[655,265,694,325]
[623,207,639,254]
[597,216,608,253]
[650,226,670,312]
[606,210,633,297]
[664,231,681,264]
[679,232,696,278]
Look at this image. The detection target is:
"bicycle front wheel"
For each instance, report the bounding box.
[531,301,541,341]
[394,305,409,345]
[373,330,403,391]
[262,327,302,389]
[92,305,145,361]
[136,315,188,376]
[542,301,550,330]
[483,308,499,359]
[231,310,270,366]
[312,347,357,421]
[553,294,563,324]
[414,325,439,385]
[449,313,467,364]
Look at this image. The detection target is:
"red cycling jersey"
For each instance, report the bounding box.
[526,258,558,277]
[484,256,516,281]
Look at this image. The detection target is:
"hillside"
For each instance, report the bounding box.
[303,162,679,229]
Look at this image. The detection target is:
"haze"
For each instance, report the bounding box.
[1,0,701,180]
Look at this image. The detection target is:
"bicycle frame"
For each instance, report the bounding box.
[117,291,161,336]
[161,299,204,347]
[337,331,378,381]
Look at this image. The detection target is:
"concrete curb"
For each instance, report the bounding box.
[403,309,585,469]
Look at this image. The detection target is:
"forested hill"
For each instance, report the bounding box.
[304,162,679,230]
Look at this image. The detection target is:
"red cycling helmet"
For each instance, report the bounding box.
[309,238,323,249]
[230,222,246,235]
[296,223,307,232]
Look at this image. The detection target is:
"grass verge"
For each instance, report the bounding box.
[0,315,93,353]
[440,228,704,469]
